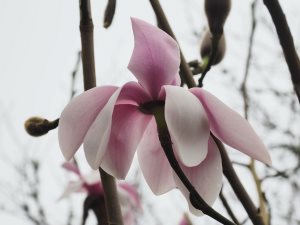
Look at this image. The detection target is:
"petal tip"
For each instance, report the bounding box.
[263,153,272,166]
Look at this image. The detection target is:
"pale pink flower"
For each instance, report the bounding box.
[178,213,192,225]
[58,18,271,215]
[59,162,141,225]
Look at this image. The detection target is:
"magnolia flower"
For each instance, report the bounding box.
[178,213,192,225]
[60,162,141,225]
[58,18,271,215]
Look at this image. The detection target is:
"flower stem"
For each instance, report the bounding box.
[152,106,236,225]
[79,1,123,224]
[149,1,266,225]
[198,35,220,87]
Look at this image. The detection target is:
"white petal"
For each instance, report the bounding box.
[190,88,271,165]
[137,119,176,195]
[164,86,210,167]
[83,87,122,169]
[173,137,223,215]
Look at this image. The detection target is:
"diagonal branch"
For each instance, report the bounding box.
[149,1,266,224]
[213,135,265,225]
[263,0,300,103]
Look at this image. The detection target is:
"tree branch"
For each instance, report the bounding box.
[79,1,123,224]
[219,189,241,225]
[149,1,266,225]
[152,106,236,225]
[263,0,300,103]
[213,136,265,225]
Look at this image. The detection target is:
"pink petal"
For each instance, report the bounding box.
[58,86,118,160]
[173,137,223,216]
[83,87,122,169]
[83,82,148,170]
[128,18,180,99]
[118,182,141,209]
[62,162,81,177]
[116,81,151,105]
[178,214,190,225]
[84,182,103,195]
[83,171,101,185]
[170,73,181,86]
[137,119,176,195]
[164,86,210,167]
[58,180,85,200]
[100,104,151,179]
[190,88,271,165]
[123,211,135,225]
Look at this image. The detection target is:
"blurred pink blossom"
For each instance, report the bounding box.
[59,162,141,225]
[58,18,271,215]
[178,213,192,225]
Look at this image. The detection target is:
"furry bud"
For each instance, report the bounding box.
[24,117,58,137]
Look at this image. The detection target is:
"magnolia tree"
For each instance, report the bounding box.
[13,0,299,224]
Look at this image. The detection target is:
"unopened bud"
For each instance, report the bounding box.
[205,0,231,36]
[200,31,226,65]
[103,0,116,28]
[24,117,59,137]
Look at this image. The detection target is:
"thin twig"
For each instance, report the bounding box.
[219,189,241,225]
[198,35,221,87]
[70,51,81,99]
[240,2,269,224]
[263,0,300,103]
[79,1,123,224]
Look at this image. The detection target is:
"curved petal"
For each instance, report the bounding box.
[128,18,180,99]
[100,104,151,179]
[165,86,210,167]
[62,162,81,177]
[190,88,271,165]
[116,81,151,105]
[83,87,122,169]
[58,86,118,160]
[58,180,85,200]
[83,82,149,169]
[118,182,141,209]
[137,119,176,195]
[83,171,100,185]
[173,137,223,216]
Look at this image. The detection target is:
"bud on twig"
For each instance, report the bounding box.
[205,0,231,36]
[24,117,59,137]
[103,0,116,28]
[200,31,226,65]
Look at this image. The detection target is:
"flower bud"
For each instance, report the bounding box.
[103,0,116,28]
[200,31,226,65]
[205,0,231,36]
[24,117,58,137]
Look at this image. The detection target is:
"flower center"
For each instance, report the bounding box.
[138,101,165,115]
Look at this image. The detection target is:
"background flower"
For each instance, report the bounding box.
[60,162,141,225]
